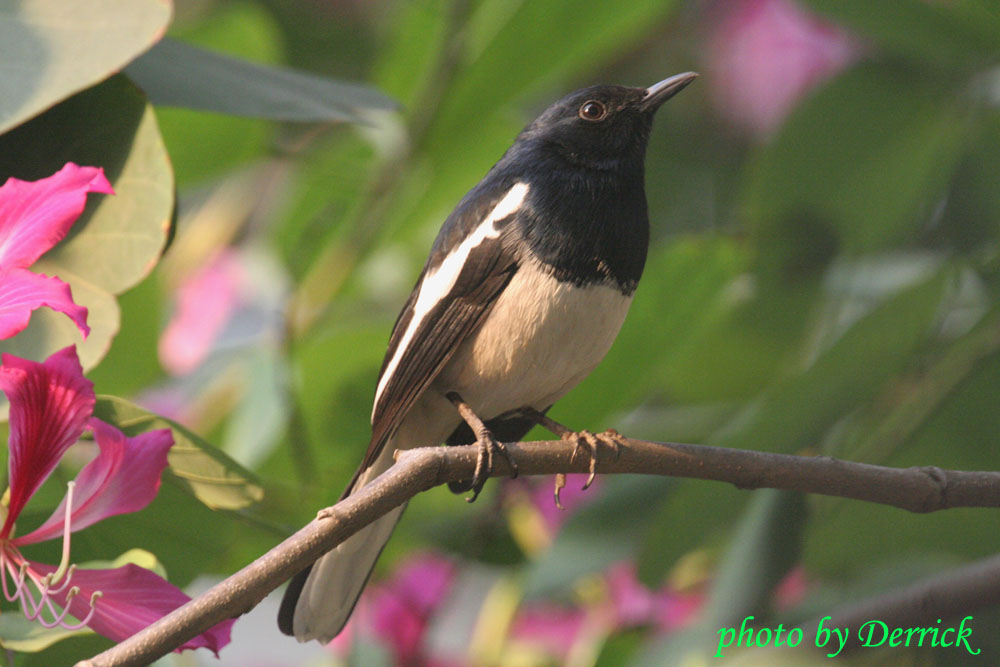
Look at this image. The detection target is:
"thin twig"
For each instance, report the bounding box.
[78,437,1000,666]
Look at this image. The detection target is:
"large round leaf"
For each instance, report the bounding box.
[0,76,173,368]
[0,0,171,134]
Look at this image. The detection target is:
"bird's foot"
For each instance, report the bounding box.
[520,408,624,509]
[564,428,625,490]
[446,392,519,503]
[466,428,516,503]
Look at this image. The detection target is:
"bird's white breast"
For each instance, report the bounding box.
[435,259,633,419]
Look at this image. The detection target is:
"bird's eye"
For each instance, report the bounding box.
[578,100,607,121]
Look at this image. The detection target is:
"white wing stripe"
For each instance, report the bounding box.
[371,182,530,421]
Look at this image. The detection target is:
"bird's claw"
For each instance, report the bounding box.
[552,428,623,499]
[466,430,517,503]
[554,472,567,510]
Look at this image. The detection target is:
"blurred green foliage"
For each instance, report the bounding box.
[1,0,999,664]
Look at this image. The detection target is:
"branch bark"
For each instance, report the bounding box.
[79,437,1000,666]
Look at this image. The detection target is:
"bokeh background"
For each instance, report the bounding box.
[2,0,999,664]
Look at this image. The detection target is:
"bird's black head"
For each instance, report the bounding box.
[515,72,698,172]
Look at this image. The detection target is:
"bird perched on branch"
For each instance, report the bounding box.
[279,71,698,642]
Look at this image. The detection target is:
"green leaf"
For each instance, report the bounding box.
[429,0,680,142]
[93,395,264,510]
[936,114,1000,251]
[85,274,164,397]
[637,268,951,585]
[804,0,1000,67]
[151,1,282,186]
[745,64,970,257]
[221,347,291,468]
[125,38,396,122]
[274,131,377,276]
[370,0,452,107]
[0,615,92,653]
[0,0,171,134]
[289,322,389,480]
[718,267,952,454]
[701,491,807,628]
[0,76,173,369]
[77,547,168,576]
[631,490,807,664]
[840,306,1000,465]
[804,348,1000,576]
[11,78,174,294]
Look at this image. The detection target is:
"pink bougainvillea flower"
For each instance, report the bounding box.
[367,553,456,664]
[508,602,587,660]
[653,587,704,633]
[159,249,246,376]
[705,0,860,137]
[773,565,810,611]
[530,473,602,534]
[0,346,234,654]
[603,561,703,632]
[604,561,656,628]
[327,553,457,663]
[0,163,114,340]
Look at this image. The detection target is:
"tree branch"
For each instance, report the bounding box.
[78,437,1000,666]
[804,553,1000,652]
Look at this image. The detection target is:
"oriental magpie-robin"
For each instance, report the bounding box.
[279,71,698,642]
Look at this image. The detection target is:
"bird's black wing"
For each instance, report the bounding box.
[345,181,526,494]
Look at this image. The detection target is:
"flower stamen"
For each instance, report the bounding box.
[35,586,78,628]
[59,590,102,630]
[0,481,105,630]
[50,481,75,586]
[2,561,29,603]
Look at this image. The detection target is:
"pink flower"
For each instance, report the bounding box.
[530,473,602,534]
[367,553,456,664]
[773,565,810,611]
[159,249,245,376]
[509,603,586,660]
[0,163,113,340]
[0,347,234,654]
[605,561,656,628]
[705,0,859,136]
[653,589,704,633]
[604,561,703,632]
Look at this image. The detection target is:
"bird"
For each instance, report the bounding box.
[278,71,699,643]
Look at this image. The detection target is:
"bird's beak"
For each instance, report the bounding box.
[639,71,699,112]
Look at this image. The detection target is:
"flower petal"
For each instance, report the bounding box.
[509,603,585,660]
[158,250,245,375]
[605,561,655,628]
[0,163,113,271]
[16,420,172,545]
[530,473,601,533]
[369,553,455,662]
[706,0,859,136]
[0,347,94,536]
[31,562,234,654]
[0,268,89,340]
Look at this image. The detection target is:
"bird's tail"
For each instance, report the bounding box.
[278,445,405,643]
